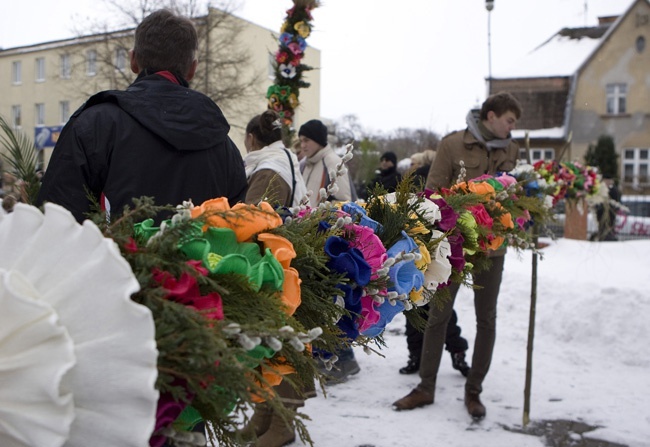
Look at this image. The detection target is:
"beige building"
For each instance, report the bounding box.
[0,8,321,169]
[490,0,649,194]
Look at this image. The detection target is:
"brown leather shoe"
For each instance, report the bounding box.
[464,392,486,419]
[392,388,434,411]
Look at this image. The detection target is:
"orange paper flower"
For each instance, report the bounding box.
[493,202,515,229]
[191,198,282,242]
[487,235,505,251]
[251,361,296,403]
[257,233,301,315]
[257,233,296,269]
[468,181,496,199]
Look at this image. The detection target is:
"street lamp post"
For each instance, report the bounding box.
[486,0,494,95]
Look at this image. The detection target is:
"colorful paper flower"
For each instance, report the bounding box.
[279,63,297,79]
[294,21,311,38]
[191,198,282,243]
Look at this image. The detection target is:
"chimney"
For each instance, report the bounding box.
[598,15,618,26]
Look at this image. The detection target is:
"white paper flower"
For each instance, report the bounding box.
[0,203,159,447]
[0,269,75,447]
[423,235,452,290]
[278,63,296,78]
[414,198,442,227]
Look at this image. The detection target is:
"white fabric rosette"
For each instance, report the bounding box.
[0,203,158,447]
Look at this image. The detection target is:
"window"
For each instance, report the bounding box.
[267,53,276,79]
[12,61,22,84]
[87,50,97,76]
[622,148,649,188]
[637,35,646,53]
[529,148,555,163]
[115,48,127,71]
[35,57,45,81]
[606,83,627,115]
[59,101,70,124]
[35,103,45,126]
[11,105,22,128]
[60,54,71,79]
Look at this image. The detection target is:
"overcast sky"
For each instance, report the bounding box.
[0,0,629,136]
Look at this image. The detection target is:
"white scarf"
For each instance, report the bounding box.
[244,140,308,207]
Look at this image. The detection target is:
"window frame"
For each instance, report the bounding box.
[60,54,71,79]
[622,148,649,188]
[529,148,555,163]
[87,49,97,76]
[35,103,45,126]
[59,100,70,124]
[35,57,46,82]
[11,105,22,128]
[115,47,128,72]
[12,61,22,84]
[606,83,627,115]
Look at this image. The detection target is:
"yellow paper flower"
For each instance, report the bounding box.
[414,241,431,271]
[409,287,427,306]
[294,21,311,38]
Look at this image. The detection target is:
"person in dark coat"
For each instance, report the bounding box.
[367,151,402,195]
[37,9,247,223]
[400,149,470,377]
[593,177,621,241]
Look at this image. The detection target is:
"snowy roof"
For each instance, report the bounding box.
[492,27,607,79]
[512,127,565,140]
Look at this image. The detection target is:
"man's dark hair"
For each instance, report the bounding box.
[133,9,198,77]
[479,91,522,120]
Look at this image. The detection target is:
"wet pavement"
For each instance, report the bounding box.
[506,419,629,447]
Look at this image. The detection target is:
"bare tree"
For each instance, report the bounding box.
[62,0,262,117]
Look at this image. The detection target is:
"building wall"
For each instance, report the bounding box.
[0,12,321,169]
[490,77,571,130]
[572,0,650,190]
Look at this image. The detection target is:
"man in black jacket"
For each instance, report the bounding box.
[37,9,247,223]
[369,151,401,194]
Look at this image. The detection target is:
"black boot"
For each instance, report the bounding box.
[451,351,470,377]
[399,356,420,374]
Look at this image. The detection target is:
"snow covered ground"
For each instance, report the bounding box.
[288,238,650,447]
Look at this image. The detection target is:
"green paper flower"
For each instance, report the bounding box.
[179,227,284,292]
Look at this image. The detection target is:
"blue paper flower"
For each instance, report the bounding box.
[279,32,293,46]
[361,299,405,338]
[341,202,382,232]
[386,231,424,295]
[324,236,371,287]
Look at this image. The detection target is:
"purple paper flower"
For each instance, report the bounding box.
[432,197,459,232]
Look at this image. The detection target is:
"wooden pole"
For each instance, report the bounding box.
[523,232,538,427]
[523,130,536,427]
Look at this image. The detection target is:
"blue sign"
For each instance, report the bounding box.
[34,126,63,150]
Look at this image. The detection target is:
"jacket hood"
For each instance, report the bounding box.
[84,74,230,151]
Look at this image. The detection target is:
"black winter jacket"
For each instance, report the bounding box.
[368,166,401,194]
[37,72,247,222]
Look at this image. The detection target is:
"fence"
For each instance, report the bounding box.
[544,195,650,241]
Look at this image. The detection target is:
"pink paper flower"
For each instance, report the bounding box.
[467,204,493,229]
